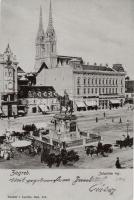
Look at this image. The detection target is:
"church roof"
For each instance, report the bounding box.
[17,66,25,73]
[36,62,48,74]
[57,55,83,63]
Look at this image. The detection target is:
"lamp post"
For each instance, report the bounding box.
[126,120,129,135]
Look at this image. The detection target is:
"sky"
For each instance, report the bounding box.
[0,0,134,78]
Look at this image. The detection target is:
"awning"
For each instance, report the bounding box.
[75,101,86,108]
[6,127,24,133]
[110,99,121,104]
[11,140,31,148]
[38,105,49,112]
[85,100,97,107]
[34,122,48,130]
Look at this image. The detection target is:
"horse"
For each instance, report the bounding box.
[86,144,109,157]
[86,146,99,157]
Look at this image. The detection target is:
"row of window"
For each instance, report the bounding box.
[77,77,124,86]
[77,87,123,95]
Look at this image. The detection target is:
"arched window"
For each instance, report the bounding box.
[77,77,80,85]
[106,88,108,94]
[77,88,80,95]
[84,78,86,85]
[106,79,108,84]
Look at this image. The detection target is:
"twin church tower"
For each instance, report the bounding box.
[34,0,57,72]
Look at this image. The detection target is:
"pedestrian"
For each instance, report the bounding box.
[56,154,61,167]
[112,118,114,123]
[119,117,122,123]
[96,117,98,123]
[41,148,45,163]
[54,120,57,130]
[103,112,106,118]
[115,157,121,169]
[126,133,130,141]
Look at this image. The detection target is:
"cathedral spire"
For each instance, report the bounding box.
[36,5,44,40]
[39,6,43,31]
[47,0,54,32]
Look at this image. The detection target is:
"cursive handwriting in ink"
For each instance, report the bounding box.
[89,183,116,195]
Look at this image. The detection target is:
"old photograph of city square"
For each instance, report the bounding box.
[0,0,133,169]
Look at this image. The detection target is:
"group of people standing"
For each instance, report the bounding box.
[40,146,68,168]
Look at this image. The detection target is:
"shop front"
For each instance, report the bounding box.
[109,99,121,109]
[84,99,98,110]
[1,102,18,117]
[75,100,86,111]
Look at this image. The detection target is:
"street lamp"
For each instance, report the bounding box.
[126,120,129,135]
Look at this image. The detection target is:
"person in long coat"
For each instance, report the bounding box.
[115,157,121,168]
[41,148,45,163]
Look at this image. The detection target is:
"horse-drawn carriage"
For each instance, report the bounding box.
[116,137,133,148]
[85,143,113,157]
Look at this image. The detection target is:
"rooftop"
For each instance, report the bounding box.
[82,64,114,72]
[57,55,83,63]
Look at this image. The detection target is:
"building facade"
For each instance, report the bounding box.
[35,1,126,110]
[18,85,60,114]
[0,44,18,116]
[125,80,134,104]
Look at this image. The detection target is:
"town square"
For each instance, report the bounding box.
[0,0,133,169]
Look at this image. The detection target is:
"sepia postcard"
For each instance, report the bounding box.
[0,0,133,199]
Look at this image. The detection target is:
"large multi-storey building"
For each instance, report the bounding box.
[0,44,18,116]
[36,1,126,110]
[125,80,134,104]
